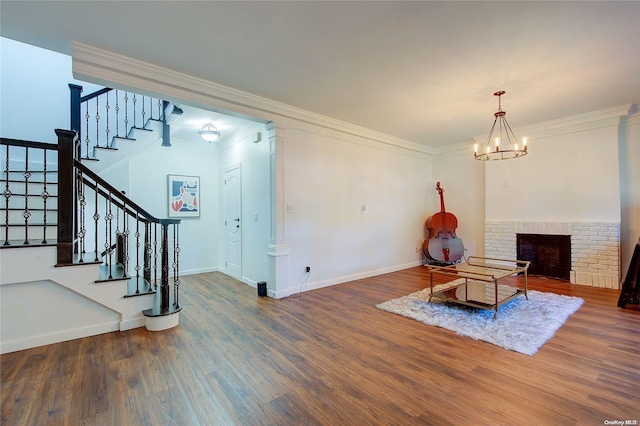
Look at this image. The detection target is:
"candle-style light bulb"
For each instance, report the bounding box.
[474,143,478,153]
[522,137,527,147]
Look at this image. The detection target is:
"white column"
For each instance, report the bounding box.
[266,122,289,298]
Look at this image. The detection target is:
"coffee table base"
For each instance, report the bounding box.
[429,281,527,319]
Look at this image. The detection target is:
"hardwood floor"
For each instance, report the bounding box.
[1,267,638,425]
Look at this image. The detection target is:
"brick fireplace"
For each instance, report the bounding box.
[485,221,620,289]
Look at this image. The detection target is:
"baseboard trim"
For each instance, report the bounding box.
[120,316,146,331]
[0,321,120,354]
[180,266,220,276]
[274,261,422,299]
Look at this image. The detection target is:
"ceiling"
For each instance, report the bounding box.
[1,1,639,149]
[168,104,256,142]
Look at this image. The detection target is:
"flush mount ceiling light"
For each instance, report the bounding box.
[474,91,528,161]
[198,123,220,142]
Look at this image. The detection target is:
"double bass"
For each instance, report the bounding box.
[423,182,464,263]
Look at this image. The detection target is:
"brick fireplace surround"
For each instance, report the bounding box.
[485,221,620,289]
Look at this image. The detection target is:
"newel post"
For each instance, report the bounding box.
[69,84,82,159]
[56,129,77,265]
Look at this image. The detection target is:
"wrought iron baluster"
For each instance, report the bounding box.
[141,95,146,126]
[3,143,11,245]
[95,97,100,148]
[144,221,151,284]
[104,196,109,266]
[93,183,100,261]
[157,98,162,121]
[105,193,114,278]
[153,222,158,288]
[41,150,49,244]
[115,89,120,138]
[76,171,86,262]
[123,200,130,278]
[84,101,91,159]
[115,205,120,250]
[132,94,137,128]
[124,92,130,136]
[114,201,126,279]
[105,91,111,148]
[135,215,141,294]
[22,147,31,244]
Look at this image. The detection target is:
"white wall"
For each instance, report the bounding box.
[0,37,101,141]
[127,135,220,276]
[486,124,621,222]
[432,150,485,259]
[282,127,432,294]
[1,280,119,351]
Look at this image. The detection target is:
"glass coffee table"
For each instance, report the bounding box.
[426,256,530,319]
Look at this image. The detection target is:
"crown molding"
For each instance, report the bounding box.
[434,104,636,161]
[432,139,475,159]
[71,41,429,156]
[472,104,635,143]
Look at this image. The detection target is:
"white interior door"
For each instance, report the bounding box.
[224,165,242,279]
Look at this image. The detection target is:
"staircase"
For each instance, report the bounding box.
[69,84,169,174]
[0,85,182,354]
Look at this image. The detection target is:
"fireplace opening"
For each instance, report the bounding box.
[517,234,571,281]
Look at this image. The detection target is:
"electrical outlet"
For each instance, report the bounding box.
[306,266,310,273]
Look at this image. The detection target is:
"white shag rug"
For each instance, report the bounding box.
[376,279,584,356]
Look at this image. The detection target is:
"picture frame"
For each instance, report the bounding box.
[168,174,200,218]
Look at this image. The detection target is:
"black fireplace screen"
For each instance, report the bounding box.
[517,234,571,280]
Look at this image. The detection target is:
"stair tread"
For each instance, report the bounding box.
[95,264,156,297]
[143,304,182,317]
[95,263,129,282]
[125,276,156,298]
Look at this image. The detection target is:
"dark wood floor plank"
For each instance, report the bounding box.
[1,268,639,425]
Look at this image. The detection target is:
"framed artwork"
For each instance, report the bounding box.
[168,174,200,218]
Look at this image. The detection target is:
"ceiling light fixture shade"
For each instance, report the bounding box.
[474,91,528,161]
[199,123,220,142]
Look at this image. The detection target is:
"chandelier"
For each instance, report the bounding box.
[474,91,528,160]
[199,123,220,142]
